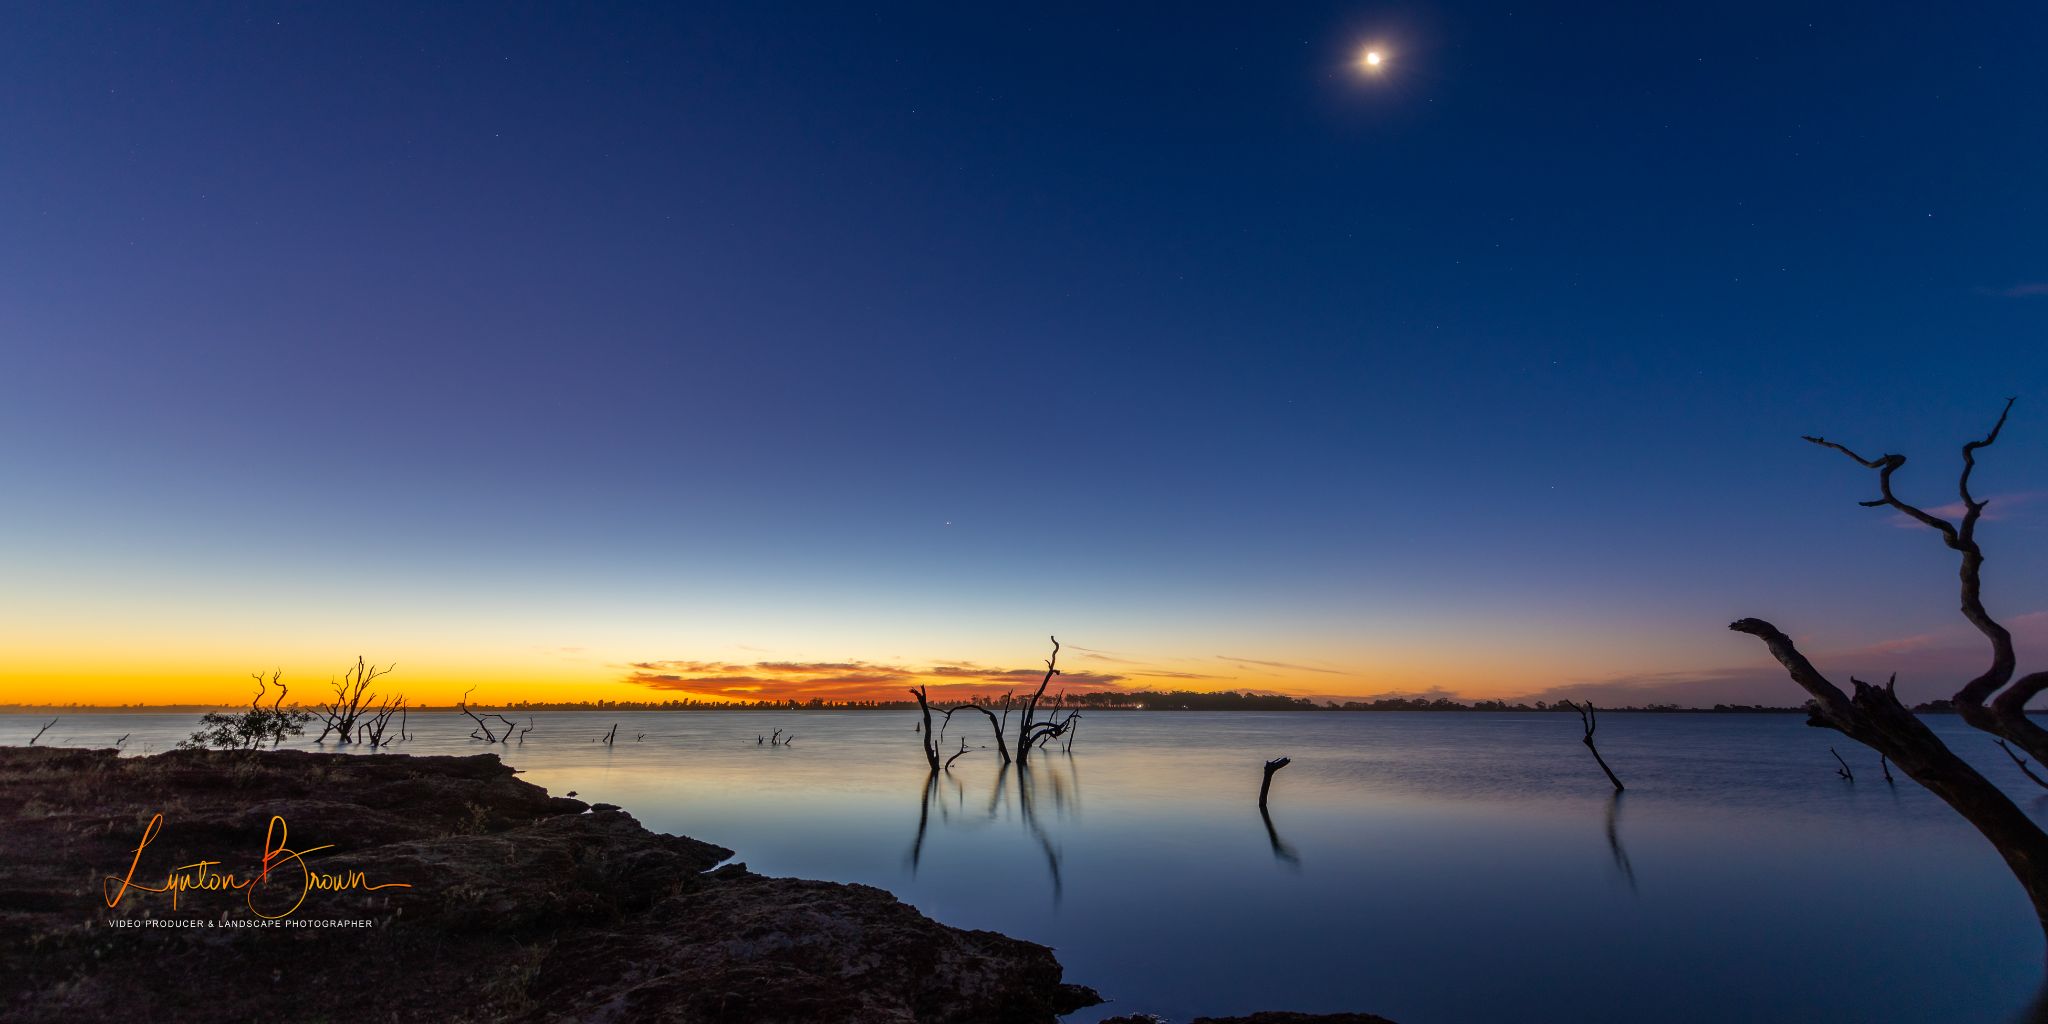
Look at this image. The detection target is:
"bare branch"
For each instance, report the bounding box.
[1995,739,2048,791]
[1259,756,1291,809]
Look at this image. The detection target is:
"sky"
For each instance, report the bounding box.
[2,2,2046,707]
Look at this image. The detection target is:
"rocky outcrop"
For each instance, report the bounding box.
[0,746,1097,1024]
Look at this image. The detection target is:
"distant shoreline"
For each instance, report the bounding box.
[4,702,1847,714]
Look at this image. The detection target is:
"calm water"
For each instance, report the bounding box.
[9,710,2046,1023]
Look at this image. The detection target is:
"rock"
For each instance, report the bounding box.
[0,746,1100,1024]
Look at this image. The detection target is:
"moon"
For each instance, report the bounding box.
[1361,50,1384,71]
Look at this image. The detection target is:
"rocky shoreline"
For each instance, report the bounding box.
[0,746,1391,1024]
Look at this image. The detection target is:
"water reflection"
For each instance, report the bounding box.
[18,710,2048,1024]
[907,757,1084,904]
[1259,806,1301,868]
[1603,791,1637,893]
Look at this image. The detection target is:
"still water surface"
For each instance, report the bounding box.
[9,710,2045,1023]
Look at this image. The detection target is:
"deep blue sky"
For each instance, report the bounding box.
[3,2,2045,703]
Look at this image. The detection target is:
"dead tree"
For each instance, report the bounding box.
[250,669,285,710]
[1732,398,2048,936]
[458,686,517,743]
[943,702,1012,764]
[1561,700,1625,792]
[910,685,941,772]
[913,639,1079,770]
[1880,753,1895,785]
[1015,638,1077,766]
[602,723,618,746]
[945,738,974,769]
[314,656,393,743]
[1259,756,1291,809]
[517,716,534,744]
[362,695,408,748]
[28,718,56,746]
[1829,746,1855,781]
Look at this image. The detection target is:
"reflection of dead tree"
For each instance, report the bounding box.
[1996,740,2048,791]
[1259,757,1291,809]
[28,718,56,746]
[1733,399,2048,937]
[314,657,394,743]
[1017,765,1064,905]
[1560,700,1625,792]
[1259,806,1301,867]
[1604,792,1637,893]
[1829,746,1855,781]
[907,772,940,874]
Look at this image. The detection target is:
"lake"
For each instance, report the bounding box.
[8,709,2044,1023]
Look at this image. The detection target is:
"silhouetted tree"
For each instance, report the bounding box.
[1560,699,1625,791]
[1732,399,2048,936]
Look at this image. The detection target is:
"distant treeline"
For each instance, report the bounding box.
[2,693,1818,714]
[11,694,2003,715]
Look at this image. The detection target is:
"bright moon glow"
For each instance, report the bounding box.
[1365,51,1382,67]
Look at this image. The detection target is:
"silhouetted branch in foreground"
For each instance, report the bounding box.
[1561,700,1625,792]
[1259,756,1291,809]
[1996,740,2048,791]
[1733,398,2048,938]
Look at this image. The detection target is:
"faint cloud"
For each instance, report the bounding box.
[1889,491,2041,529]
[1216,655,1345,675]
[1990,282,2048,297]
[620,656,1125,700]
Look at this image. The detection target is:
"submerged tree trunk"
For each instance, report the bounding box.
[944,703,1011,764]
[910,686,940,772]
[1562,700,1624,792]
[1259,756,1290,809]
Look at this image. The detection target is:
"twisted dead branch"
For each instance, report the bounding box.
[1733,398,2048,936]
